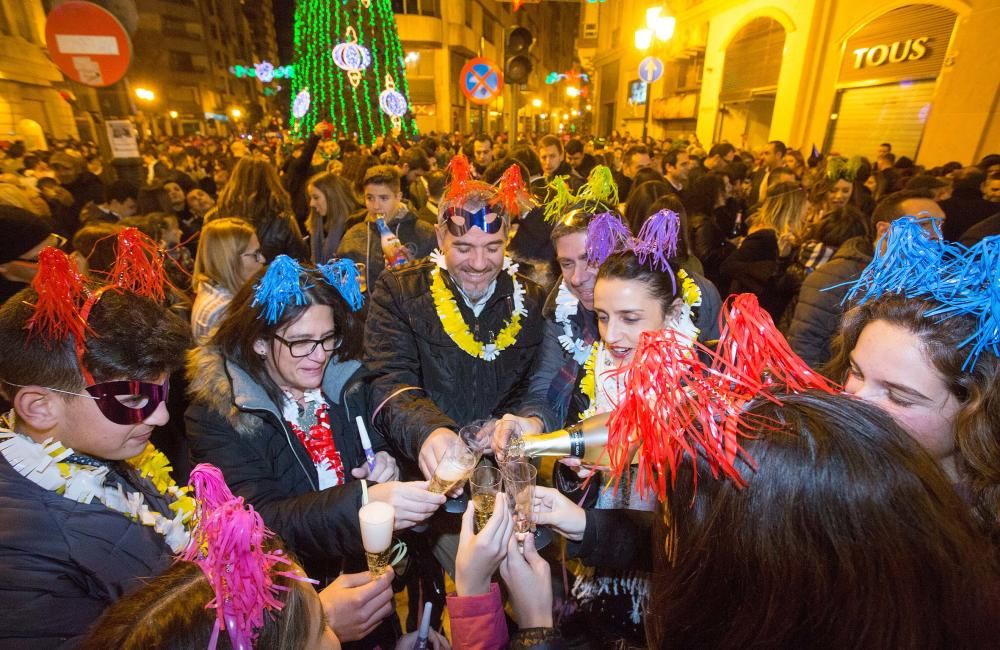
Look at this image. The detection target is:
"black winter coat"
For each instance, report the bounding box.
[720,228,797,320]
[255,210,310,262]
[185,347,385,584]
[364,259,556,462]
[786,236,873,369]
[0,447,173,647]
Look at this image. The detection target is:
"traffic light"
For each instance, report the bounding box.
[505,27,534,85]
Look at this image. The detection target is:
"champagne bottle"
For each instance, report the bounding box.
[373,215,411,267]
[505,411,619,465]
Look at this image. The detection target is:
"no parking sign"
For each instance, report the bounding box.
[460,58,503,105]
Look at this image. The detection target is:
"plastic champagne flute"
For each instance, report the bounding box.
[359,501,394,577]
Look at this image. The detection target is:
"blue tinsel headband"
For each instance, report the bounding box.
[252,255,364,325]
[838,217,1000,370]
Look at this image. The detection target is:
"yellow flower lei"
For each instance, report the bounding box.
[128,443,196,520]
[677,268,702,308]
[429,252,525,361]
[579,342,599,420]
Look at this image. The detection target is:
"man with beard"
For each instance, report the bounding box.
[364,161,555,480]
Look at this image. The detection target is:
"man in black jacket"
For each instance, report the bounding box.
[0,283,192,645]
[364,181,557,480]
[786,189,945,369]
[940,167,996,241]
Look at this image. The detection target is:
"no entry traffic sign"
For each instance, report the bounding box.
[460,57,503,105]
[45,1,132,87]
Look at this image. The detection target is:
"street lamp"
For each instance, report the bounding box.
[134,87,155,101]
[230,107,243,119]
[634,28,653,51]
[635,6,675,140]
[169,110,178,119]
[531,98,542,108]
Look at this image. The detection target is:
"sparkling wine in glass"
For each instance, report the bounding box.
[359,501,394,578]
[470,465,502,531]
[428,440,477,494]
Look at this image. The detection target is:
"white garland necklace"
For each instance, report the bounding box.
[554,281,593,365]
[0,422,192,553]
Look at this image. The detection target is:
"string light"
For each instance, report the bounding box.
[291,0,415,143]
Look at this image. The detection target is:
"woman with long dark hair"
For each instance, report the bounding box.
[646,391,999,649]
[213,157,309,261]
[185,258,445,645]
[306,172,356,264]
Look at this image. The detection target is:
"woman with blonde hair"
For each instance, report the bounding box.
[306,171,356,263]
[191,217,264,342]
[720,181,807,318]
[213,156,308,261]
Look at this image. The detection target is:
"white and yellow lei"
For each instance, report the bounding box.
[554,281,593,365]
[0,415,193,552]
[429,249,526,361]
[577,271,703,419]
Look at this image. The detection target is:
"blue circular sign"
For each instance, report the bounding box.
[460,57,503,105]
[638,56,664,84]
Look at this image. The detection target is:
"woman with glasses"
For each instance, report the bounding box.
[184,259,444,646]
[190,217,264,343]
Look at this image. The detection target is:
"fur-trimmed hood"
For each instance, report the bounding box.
[185,344,362,438]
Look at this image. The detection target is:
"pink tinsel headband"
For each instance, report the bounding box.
[183,464,315,650]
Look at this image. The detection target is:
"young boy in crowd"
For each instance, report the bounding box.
[0,261,192,645]
[336,164,436,290]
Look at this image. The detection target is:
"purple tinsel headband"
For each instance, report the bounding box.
[586,209,681,292]
[183,464,316,650]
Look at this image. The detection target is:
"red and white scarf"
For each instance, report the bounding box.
[283,389,345,489]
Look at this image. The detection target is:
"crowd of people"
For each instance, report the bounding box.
[0,124,998,649]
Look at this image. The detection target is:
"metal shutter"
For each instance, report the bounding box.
[719,18,785,102]
[829,80,936,159]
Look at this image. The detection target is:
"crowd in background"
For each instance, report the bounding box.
[1,124,999,649]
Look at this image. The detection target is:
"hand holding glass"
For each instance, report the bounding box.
[427,439,477,495]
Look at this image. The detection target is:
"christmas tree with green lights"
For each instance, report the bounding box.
[291,0,416,143]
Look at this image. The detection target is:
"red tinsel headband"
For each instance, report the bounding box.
[605,293,840,502]
[25,227,169,386]
[441,154,535,225]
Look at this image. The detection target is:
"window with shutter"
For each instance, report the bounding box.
[828,81,935,159]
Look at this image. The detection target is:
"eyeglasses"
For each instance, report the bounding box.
[273,333,338,358]
[242,249,266,263]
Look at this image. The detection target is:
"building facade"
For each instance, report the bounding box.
[0,0,78,147]
[2,0,283,146]
[588,0,998,165]
[128,0,280,137]
[394,0,578,137]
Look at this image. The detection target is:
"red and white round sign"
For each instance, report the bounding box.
[45,1,132,87]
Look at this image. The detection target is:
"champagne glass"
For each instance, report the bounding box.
[359,501,394,578]
[501,459,536,542]
[496,418,525,463]
[470,465,502,531]
[459,419,496,463]
[428,438,477,494]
